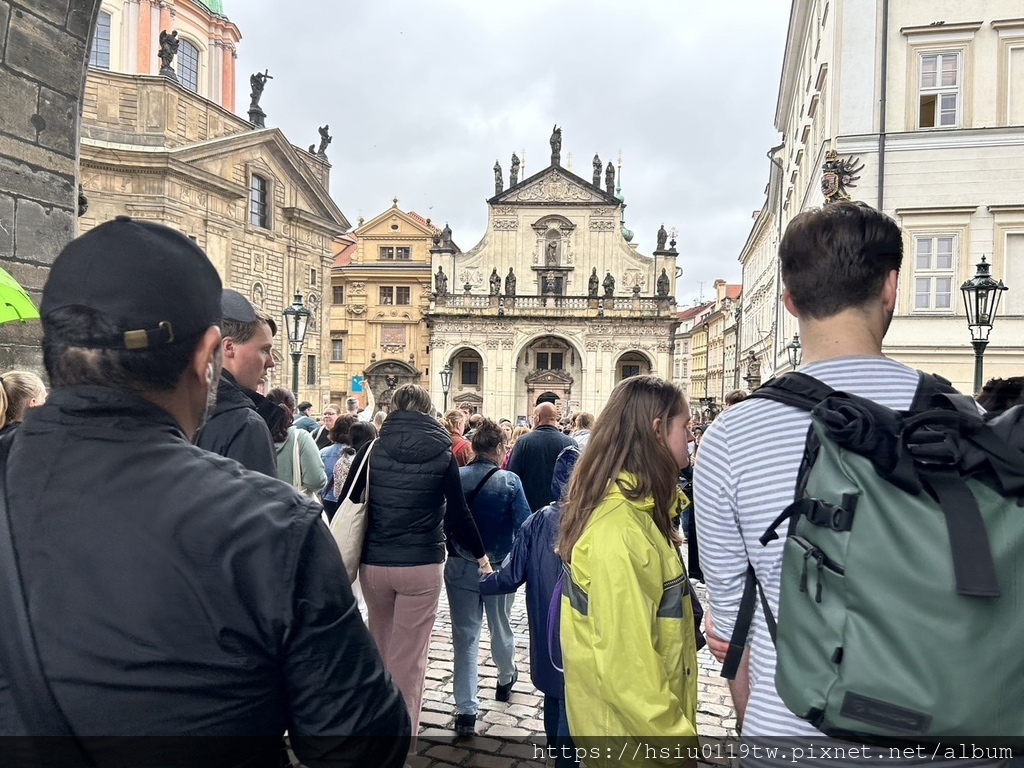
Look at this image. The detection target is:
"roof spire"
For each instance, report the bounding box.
[617,150,634,243]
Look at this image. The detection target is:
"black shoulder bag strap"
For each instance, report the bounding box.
[0,437,94,763]
[465,467,500,508]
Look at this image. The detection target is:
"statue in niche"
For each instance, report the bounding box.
[489,268,501,295]
[550,124,562,166]
[588,267,599,297]
[592,154,602,187]
[249,70,272,108]
[504,267,517,297]
[493,160,503,195]
[543,273,556,295]
[603,271,615,297]
[317,125,332,156]
[510,152,520,186]
[657,224,668,251]
[605,161,615,194]
[657,268,670,296]
[747,351,760,378]
[434,266,448,295]
[546,240,558,265]
[158,30,179,74]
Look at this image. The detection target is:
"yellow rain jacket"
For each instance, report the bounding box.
[561,474,698,767]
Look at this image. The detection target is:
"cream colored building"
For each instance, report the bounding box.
[673,301,713,407]
[748,0,1024,390]
[426,143,679,420]
[328,204,439,411]
[80,2,349,408]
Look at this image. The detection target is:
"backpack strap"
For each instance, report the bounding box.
[722,564,777,680]
[747,372,835,411]
[0,437,94,763]
[546,567,566,674]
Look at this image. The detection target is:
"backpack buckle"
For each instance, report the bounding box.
[807,500,855,532]
[905,430,961,467]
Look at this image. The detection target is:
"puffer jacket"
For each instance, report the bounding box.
[560,473,698,764]
[195,370,276,477]
[339,408,485,567]
[479,446,580,697]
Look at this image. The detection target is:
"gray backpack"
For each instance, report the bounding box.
[722,372,1024,742]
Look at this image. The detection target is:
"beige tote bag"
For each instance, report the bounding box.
[329,440,376,583]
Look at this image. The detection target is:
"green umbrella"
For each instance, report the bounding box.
[0,266,40,324]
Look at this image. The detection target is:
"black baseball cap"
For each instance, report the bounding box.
[222,288,277,336]
[41,216,222,350]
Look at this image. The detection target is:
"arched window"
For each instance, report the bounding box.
[177,39,200,93]
[89,11,111,70]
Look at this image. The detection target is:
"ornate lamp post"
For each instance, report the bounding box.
[440,363,453,412]
[281,292,312,395]
[960,255,1007,394]
[786,333,802,369]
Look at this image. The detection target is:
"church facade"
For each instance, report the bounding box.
[426,132,679,421]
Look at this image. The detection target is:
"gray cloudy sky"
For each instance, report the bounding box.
[229,0,790,307]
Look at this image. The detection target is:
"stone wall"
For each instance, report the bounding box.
[0,0,102,371]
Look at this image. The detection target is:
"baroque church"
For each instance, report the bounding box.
[426,128,679,421]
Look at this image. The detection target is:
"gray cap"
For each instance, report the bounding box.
[221,288,276,336]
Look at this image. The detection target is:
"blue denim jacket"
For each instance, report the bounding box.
[459,459,531,561]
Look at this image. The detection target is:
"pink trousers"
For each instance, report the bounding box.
[359,562,443,754]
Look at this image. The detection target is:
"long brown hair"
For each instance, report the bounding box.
[557,375,687,563]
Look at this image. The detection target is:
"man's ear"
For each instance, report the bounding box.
[190,327,222,385]
[783,289,799,318]
[221,334,235,359]
[881,269,899,313]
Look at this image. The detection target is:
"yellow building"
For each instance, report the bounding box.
[329,203,442,410]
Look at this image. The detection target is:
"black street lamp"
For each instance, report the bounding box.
[961,255,1008,394]
[786,333,802,369]
[281,292,312,395]
[440,363,453,412]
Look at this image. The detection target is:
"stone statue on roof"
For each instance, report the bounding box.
[605,162,615,194]
[657,224,668,251]
[510,153,520,186]
[489,268,501,296]
[249,70,272,108]
[588,267,599,297]
[593,154,602,187]
[657,268,670,297]
[504,268,517,297]
[550,125,561,166]
[158,30,179,74]
[494,160,503,196]
[435,266,448,296]
[603,271,615,297]
[442,222,452,245]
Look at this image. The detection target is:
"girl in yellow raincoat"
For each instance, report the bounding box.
[556,375,699,768]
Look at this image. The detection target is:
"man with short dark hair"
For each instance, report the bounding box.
[507,401,577,512]
[0,217,410,764]
[196,289,277,476]
[695,201,915,738]
[293,401,318,433]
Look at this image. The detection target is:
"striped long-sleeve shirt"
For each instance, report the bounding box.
[693,355,921,737]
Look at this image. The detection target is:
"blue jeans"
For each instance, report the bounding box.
[444,557,517,715]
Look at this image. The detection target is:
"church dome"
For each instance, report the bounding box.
[196,0,226,17]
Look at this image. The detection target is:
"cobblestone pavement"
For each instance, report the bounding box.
[409,581,737,767]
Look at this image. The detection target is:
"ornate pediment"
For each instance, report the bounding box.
[524,369,574,386]
[492,168,617,206]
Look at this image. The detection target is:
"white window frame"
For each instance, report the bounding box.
[331,339,344,362]
[912,234,957,313]
[89,11,111,70]
[917,50,962,129]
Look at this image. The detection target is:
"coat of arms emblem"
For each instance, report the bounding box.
[821,149,864,203]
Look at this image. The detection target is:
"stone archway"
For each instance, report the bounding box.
[364,358,420,412]
[0,0,104,369]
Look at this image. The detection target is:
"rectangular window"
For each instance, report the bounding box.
[536,353,549,370]
[331,339,344,362]
[379,286,394,305]
[622,365,641,379]
[1004,233,1024,315]
[461,361,479,386]
[551,352,564,370]
[89,12,111,69]
[919,52,960,128]
[395,286,411,305]
[177,39,200,94]
[309,268,317,286]
[396,246,411,260]
[249,174,268,228]
[306,355,316,386]
[379,246,394,260]
[332,285,345,304]
[913,235,956,311]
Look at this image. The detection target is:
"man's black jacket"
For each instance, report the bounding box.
[506,424,577,512]
[0,386,410,766]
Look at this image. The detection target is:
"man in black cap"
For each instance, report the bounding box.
[0,217,410,765]
[195,288,278,476]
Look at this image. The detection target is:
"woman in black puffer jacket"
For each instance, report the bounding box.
[338,383,490,756]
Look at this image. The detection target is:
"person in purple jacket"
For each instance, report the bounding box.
[479,445,581,768]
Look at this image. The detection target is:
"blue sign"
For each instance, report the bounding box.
[351,375,364,393]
